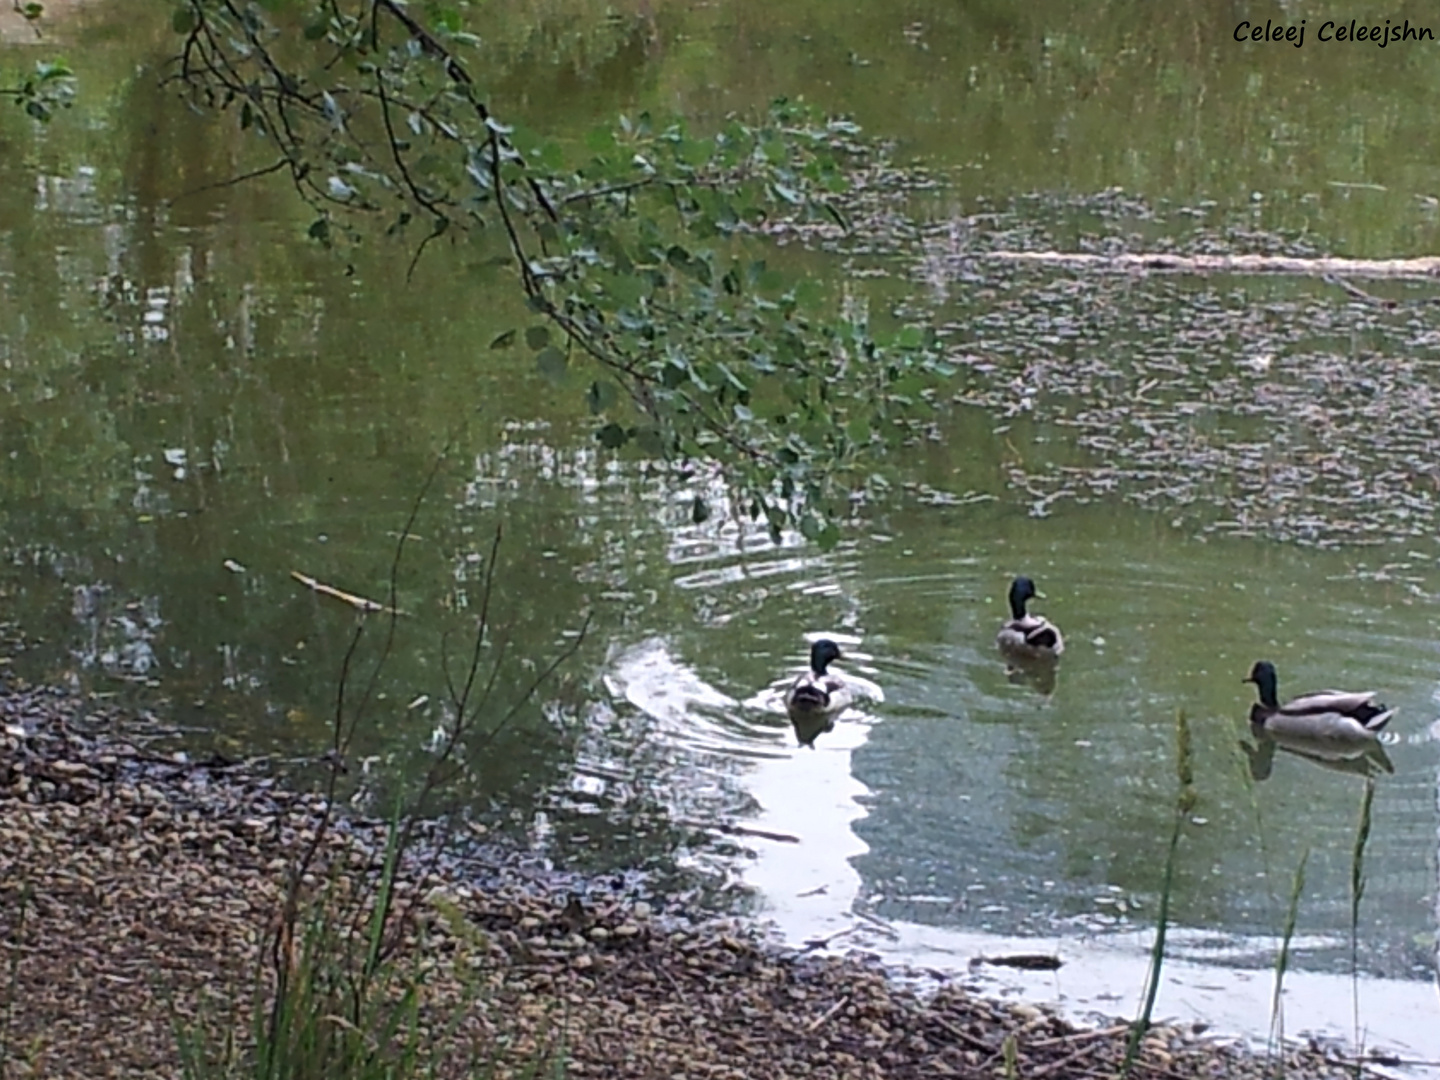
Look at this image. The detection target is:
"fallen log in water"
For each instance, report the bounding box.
[980,250,1440,281]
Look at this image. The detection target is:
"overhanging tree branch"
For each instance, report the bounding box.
[169,0,945,544]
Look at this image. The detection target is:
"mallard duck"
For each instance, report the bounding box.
[1243,660,1394,744]
[995,576,1064,660]
[783,639,853,739]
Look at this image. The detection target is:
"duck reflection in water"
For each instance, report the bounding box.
[1004,655,1058,696]
[1241,729,1394,781]
[788,710,835,749]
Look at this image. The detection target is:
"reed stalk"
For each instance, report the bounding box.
[1267,848,1309,1074]
[1348,778,1375,1057]
[1121,710,1195,1078]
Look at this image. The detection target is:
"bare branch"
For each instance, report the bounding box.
[168,158,293,203]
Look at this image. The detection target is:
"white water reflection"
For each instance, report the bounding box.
[605,632,882,937]
[605,638,782,760]
[745,707,873,946]
[876,922,1440,1063]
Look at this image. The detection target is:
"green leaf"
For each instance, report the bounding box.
[680,138,713,166]
[587,380,619,415]
[303,18,328,39]
[509,126,545,157]
[524,326,550,350]
[823,202,851,229]
[307,218,331,244]
[690,496,711,525]
[596,423,630,449]
[898,325,926,349]
[890,374,926,400]
[489,329,517,350]
[171,6,196,33]
[535,347,567,383]
[585,126,616,152]
[635,427,666,455]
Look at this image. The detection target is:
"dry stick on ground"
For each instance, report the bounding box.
[805,994,851,1033]
[1027,1023,1130,1049]
[802,924,861,951]
[676,819,801,844]
[1027,1038,1111,1079]
[927,1013,999,1057]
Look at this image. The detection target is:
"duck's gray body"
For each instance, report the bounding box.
[1244,660,1394,746]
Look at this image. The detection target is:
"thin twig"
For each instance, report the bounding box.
[168,158,292,202]
[928,1014,997,1056]
[805,995,850,1033]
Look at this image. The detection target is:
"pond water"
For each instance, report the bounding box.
[4,0,1440,1056]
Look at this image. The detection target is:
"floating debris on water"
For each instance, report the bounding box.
[805,181,1440,548]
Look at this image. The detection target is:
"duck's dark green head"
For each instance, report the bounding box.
[1244,660,1280,708]
[1007,576,1040,619]
[809,638,842,675]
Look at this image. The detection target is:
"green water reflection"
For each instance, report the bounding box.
[2,0,1439,1006]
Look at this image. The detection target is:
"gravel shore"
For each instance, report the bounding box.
[0,668,1389,1079]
